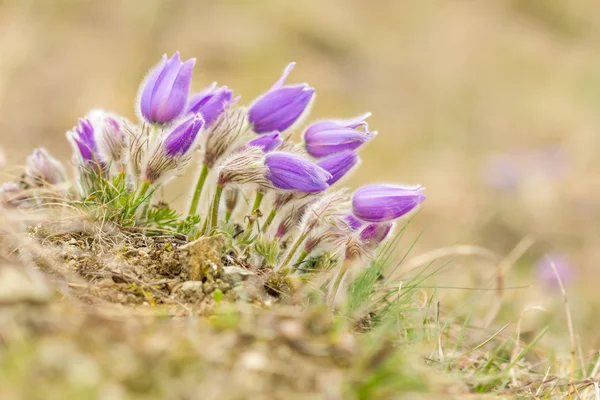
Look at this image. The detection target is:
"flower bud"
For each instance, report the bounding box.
[217,146,270,188]
[143,114,204,183]
[88,110,128,170]
[264,151,331,193]
[164,114,204,157]
[359,222,393,249]
[66,118,102,167]
[304,113,375,158]
[139,52,196,124]
[248,63,315,134]
[352,184,425,222]
[0,182,24,207]
[299,189,350,233]
[186,84,235,127]
[204,107,248,168]
[25,148,66,187]
[316,151,360,186]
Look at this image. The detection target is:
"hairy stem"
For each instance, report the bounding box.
[278,231,309,272]
[209,184,224,234]
[188,164,210,216]
[246,191,265,231]
[261,207,278,233]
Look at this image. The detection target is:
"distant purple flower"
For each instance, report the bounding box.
[352,184,425,222]
[317,151,359,185]
[163,114,204,157]
[186,84,235,127]
[25,148,66,186]
[360,222,393,247]
[344,214,362,231]
[248,63,315,134]
[139,52,196,124]
[67,118,98,164]
[484,154,519,191]
[265,151,331,193]
[246,132,283,153]
[535,252,574,288]
[304,113,375,158]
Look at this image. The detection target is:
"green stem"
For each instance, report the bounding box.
[135,181,151,205]
[209,184,224,234]
[295,250,309,266]
[261,207,278,233]
[188,164,210,216]
[225,210,232,222]
[246,191,265,231]
[278,231,309,272]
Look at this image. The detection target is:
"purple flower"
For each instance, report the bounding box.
[139,52,196,124]
[304,113,375,158]
[264,151,331,193]
[360,222,393,247]
[317,151,359,185]
[163,114,204,157]
[186,84,235,127]
[352,184,425,222]
[25,148,66,186]
[248,63,315,134]
[67,118,98,164]
[344,214,362,231]
[246,132,283,153]
[535,252,574,288]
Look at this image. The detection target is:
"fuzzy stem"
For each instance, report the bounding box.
[327,258,352,310]
[209,184,224,234]
[246,191,265,231]
[188,164,210,216]
[261,207,278,233]
[278,231,309,272]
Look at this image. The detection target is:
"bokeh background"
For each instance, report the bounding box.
[2,0,600,345]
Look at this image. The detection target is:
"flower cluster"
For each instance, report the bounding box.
[2,52,426,297]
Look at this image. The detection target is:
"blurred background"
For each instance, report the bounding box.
[2,0,600,345]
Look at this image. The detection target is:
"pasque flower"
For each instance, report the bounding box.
[317,151,360,185]
[352,184,425,222]
[304,113,375,158]
[144,114,204,183]
[248,63,315,134]
[67,118,100,165]
[265,151,331,193]
[25,148,66,186]
[186,84,235,127]
[139,52,196,124]
[359,222,393,248]
[87,110,128,170]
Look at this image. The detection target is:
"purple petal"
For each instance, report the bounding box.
[270,62,296,91]
[305,128,373,158]
[247,132,283,153]
[352,185,426,222]
[265,151,331,193]
[344,214,363,231]
[316,151,359,185]
[163,114,204,156]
